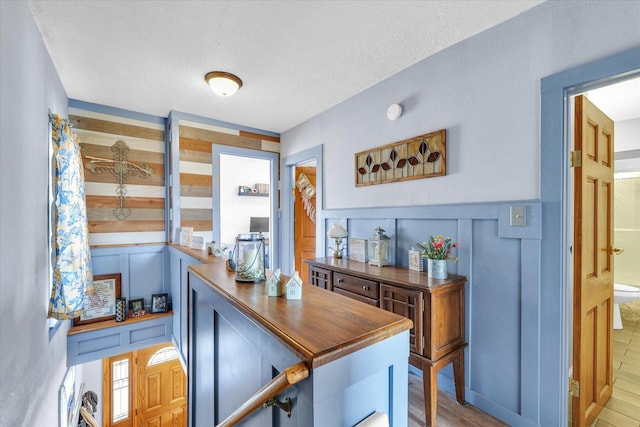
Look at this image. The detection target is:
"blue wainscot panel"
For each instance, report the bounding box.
[314,201,542,427]
[67,244,173,367]
[90,244,168,310]
[67,314,172,366]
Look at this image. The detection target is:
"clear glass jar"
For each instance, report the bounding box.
[232,233,266,282]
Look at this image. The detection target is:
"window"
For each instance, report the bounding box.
[111,358,129,422]
[48,119,60,338]
[105,353,133,426]
[148,346,179,366]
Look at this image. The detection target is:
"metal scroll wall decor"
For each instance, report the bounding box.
[355,129,446,186]
[296,172,316,223]
[84,140,154,220]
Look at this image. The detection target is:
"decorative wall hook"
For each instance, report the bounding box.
[85,140,153,220]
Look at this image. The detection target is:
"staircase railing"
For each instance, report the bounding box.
[216,362,309,427]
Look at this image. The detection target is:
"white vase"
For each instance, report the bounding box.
[427,259,448,280]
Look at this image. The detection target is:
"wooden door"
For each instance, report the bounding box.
[572,95,615,426]
[294,166,316,280]
[104,353,134,427]
[136,343,187,427]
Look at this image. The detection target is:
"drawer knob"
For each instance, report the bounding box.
[362,285,369,291]
[337,278,344,283]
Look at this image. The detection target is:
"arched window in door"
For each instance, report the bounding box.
[147,346,179,366]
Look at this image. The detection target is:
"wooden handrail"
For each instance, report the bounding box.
[216,362,309,427]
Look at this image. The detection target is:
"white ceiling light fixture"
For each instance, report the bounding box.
[205,71,243,97]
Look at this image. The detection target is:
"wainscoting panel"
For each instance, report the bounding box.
[129,250,167,301]
[91,244,168,312]
[470,219,521,413]
[318,201,541,427]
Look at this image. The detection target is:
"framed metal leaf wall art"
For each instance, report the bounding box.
[355,129,446,186]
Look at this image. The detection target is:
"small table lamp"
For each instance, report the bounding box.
[327,223,348,258]
[369,227,391,267]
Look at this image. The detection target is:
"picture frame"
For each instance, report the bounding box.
[73,273,121,326]
[349,238,368,262]
[179,226,193,247]
[128,298,144,315]
[409,249,424,272]
[355,128,446,186]
[150,293,169,313]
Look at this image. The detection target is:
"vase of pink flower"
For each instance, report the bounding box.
[416,235,459,280]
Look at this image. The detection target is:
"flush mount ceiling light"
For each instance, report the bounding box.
[205,71,243,97]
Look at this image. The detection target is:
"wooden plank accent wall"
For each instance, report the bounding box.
[71,108,166,246]
[177,123,280,240]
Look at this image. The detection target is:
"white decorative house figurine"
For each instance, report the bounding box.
[285,271,303,300]
[267,269,283,296]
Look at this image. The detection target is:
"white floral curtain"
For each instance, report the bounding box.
[48,113,93,320]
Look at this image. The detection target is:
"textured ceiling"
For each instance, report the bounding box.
[28,1,547,133]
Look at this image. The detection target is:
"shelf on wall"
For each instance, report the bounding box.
[67,311,173,366]
[68,311,172,335]
[238,191,269,197]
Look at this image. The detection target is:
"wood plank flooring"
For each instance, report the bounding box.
[592,317,640,427]
[408,372,508,427]
[408,318,640,426]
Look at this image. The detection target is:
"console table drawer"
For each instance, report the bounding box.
[333,272,379,300]
[333,287,379,307]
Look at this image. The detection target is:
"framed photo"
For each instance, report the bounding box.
[73,273,121,326]
[179,227,193,247]
[349,238,368,262]
[129,298,144,315]
[409,249,424,272]
[150,293,169,313]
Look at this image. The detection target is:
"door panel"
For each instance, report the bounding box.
[137,343,187,427]
[572,95,615,427]
[294,166,316,280]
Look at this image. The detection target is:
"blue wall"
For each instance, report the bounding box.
[281,2,640,426]
[0,2,71,425]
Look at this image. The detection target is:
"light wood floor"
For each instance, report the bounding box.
[408,317,640,426]
[407,372,508,427]
[591,317,640,427]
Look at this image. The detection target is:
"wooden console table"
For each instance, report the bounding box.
[305,257,468,426]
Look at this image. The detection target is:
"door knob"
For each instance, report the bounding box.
[611,248,624,255]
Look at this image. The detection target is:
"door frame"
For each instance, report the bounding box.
[212,145,280,268]
[540,46,640,426]
[281,145,324,275]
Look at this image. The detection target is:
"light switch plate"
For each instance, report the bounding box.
[510,205,526,227]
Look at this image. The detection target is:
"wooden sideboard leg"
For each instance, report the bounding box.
[452,348,466,405]
[423,361,438,426]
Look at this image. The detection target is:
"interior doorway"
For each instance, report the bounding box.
[212,145,280,268]
[281,145,323,276]
[102,343,186,427]
[293,164,317,281]
[568,77,640,426]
